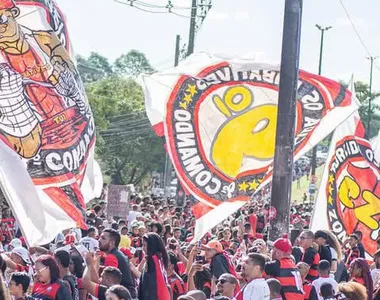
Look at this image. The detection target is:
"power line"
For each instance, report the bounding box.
[338,0,380,74]
[112,0,203,18]
[338,0,371,57]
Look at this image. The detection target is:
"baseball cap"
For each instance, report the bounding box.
[64,233,77,245]
[138,221,146,230]
[202,240,223,253]
[12,247,31,265]
[273,238,292,253]
[131,221,139,228]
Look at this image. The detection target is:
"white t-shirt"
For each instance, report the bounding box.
[329,246,338,261]
[371,268,380,288]
[79,236,99,252]
[312,276,338,300]
[127,211,139,229]
[243,278,270,300]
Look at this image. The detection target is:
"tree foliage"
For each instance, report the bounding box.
[78,51,165,186]
[342,81,380,138]
[114,50,154,77]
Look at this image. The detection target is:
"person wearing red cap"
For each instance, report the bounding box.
[264,238,304,299]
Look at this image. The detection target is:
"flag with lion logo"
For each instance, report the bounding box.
[0,0,97,245]
[141,53,358,242]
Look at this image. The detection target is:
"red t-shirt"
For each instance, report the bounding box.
[249,214,257,234]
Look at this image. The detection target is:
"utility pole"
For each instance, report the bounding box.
[310,25,332,177]
[187,0,197,55]
[164,35,181,197]
[367,56,378,137]
[269,0,303,241]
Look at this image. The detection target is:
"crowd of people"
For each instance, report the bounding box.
[0,193,378,300]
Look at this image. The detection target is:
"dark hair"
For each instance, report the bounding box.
[36,255,60,283]
[118,220,126,225]
[266,278,281,295]
[353,231,363,239]
[247,253,266,271]
[350,234,359,241]
[0,256,6,274]
[55,250,71,268]
[106,284,132,300]
[314,230,329,240]
[103,267,122,284]
[11,272,30,293]
[320,282,334,298]
[173,227,181,232]
[168,252,179,274]
[151,222,163,234]
[244,223,251,230]
[164,224,172,234]
[143,232,169,269]
[88,227,96,235]
[93,205,102,214]
[103,228,121,248]
[375,249,380,269]
[111,223,119,230]
[70,255,84,278]
[120,226,128,232]
[318,260,331,272]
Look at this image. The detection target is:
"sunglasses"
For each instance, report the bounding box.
[216,279,230,285]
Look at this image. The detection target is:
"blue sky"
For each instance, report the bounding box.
[57,0,380,90]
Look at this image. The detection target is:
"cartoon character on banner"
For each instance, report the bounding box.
[327,134,380,256]
[0,0,89,159]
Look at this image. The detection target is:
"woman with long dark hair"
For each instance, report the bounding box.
[32,255,73,300]
[138,232,171,300]
[350,258,373,300]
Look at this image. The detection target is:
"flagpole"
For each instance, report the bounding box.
[269,0,303,241]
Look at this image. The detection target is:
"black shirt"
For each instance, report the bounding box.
[63,274,78,300]
[358,242,365,258]
[95,284,107,300]
[210,254,230,279]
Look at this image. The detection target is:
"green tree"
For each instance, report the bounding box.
[114,50,154,77]
[77,52,114,83]
[343,81,380,138]
[81,52,165,186]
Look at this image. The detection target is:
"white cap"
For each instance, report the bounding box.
[12,247,31,265]
[9,238,22,249]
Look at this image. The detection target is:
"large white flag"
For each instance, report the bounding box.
[0,0,98,245]
[311,79,380,257]
[141,53,358,242]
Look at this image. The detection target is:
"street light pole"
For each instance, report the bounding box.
[367,56,378,137]
[187,0,197,56]
[310,25,332,177]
